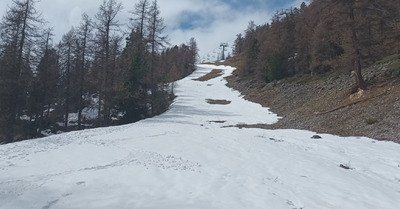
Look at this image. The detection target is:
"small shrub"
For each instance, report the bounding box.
[267,53,284,82]
[365,118,378,125]
[312,64,332,75]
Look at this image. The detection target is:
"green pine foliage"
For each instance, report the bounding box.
[267,53,284,82]
[0,0,198,143]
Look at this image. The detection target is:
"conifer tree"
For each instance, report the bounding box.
[147,0,169,116]
[130,0,149,39]
[59,29,76,128]
[0,0,44,142]
[76,13,92,130]
[29,29,59,134]
[94,0,123,124]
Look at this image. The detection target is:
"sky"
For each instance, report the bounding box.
[0,0,304,62]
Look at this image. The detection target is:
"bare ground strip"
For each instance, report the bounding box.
[193,69,223,81]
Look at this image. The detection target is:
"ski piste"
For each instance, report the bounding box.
[1,64,400,209]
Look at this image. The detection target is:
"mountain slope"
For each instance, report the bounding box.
[225,56,400,142]
[1,64,400,209]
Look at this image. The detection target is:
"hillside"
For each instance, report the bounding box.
[1,64,400,209]
[228,1,400,143]
[226,55,400,142]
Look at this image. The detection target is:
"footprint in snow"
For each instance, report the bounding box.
[62,193,72,197]
[41,199,59,209]
[269,138,284,142]
[76,181,85,185]
[286,199,304,209]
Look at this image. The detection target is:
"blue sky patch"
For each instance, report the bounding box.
[221,0,295,10]
[177,0,297,30]
[179,12,211,30]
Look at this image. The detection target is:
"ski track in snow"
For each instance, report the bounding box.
[1,64,400,209]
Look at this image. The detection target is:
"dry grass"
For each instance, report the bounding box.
[226,54,400,142]
[193,69,223,81]
[206,99,231,105]
[224,54,246,69]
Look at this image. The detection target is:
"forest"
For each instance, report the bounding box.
[0,0,198,144]
[3,0,400,144]
[233,0,400,89]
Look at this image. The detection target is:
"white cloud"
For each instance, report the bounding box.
[0,0,304,61]
[69,6,83,26]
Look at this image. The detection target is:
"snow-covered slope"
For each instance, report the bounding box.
[1,64,400,209]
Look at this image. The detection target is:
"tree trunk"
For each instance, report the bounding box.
[6,0,31,143]
[349,1,366,90]
[352,34,365,90]
[65,44,71,128]
[78,23,88,130]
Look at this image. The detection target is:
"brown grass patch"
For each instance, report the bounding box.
[206,99,231,105]
[193,69,223,81]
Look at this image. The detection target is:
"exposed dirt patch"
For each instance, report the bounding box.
[194,69,223,81]
[225,61,400,143]
[339,164,353,170]
[223,124,273,130]
[206,99,232,105]
[208,120,227,124]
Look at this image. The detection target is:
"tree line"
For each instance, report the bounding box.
[0,0,198,144]
[233,0,400,89]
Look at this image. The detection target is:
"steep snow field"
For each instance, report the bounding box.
[1,64,400,209]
